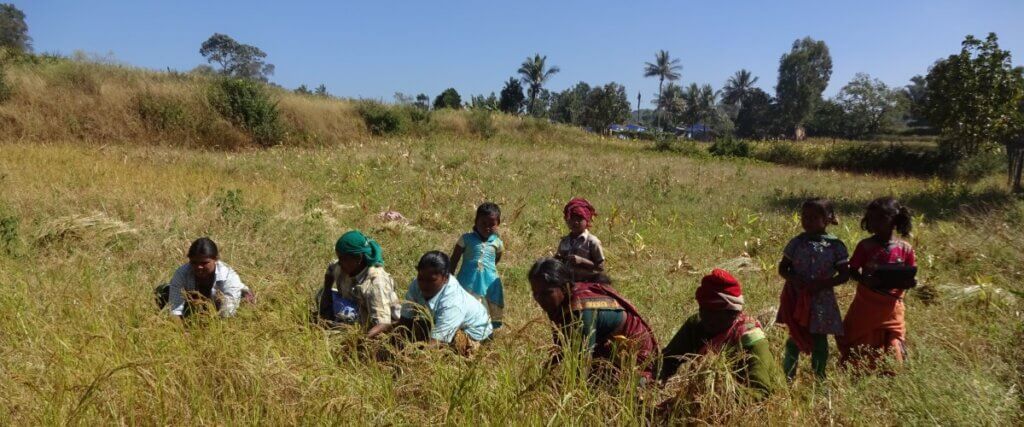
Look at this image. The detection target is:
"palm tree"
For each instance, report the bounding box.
[681,83,718,125]
[655,82,685,127]
[518,54,560,116]
[643,50,682,127]
[721,69,759,107]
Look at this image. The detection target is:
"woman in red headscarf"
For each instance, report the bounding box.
[555,198,606,282]
[659,269,782,396]
[528,257,659,381]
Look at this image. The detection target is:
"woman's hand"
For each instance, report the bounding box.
[241,289,256,304]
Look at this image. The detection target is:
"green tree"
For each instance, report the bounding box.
[735,88,775,139]
[414,93,430,110]
[294,84,312,95]
[549,82,591,125]
[681,83,717,126]
[835,73,907,139]
[470,92,498,110]
[806,99,846,140]
[903,75,929,127]
[433,88,462,109]
[518,54,560,116]
[199,33,275,82]
[314,84,328,97]
[0,4,30,52]
[775,37,833,139]
[925,33,1024,158]
[498,77,526,114]
[643,50,682,127]
[680,83,733,138]
[654,82,685,127]
[722,69,759,107]
[581,83,631,133]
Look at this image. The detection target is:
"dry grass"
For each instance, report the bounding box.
[0,57,1021,425]
[0,56,593,149]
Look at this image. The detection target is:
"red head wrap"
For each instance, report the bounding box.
[695,269,744,311]
[563,198,597,222]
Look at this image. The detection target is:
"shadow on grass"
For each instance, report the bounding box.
[764,185,1019,221]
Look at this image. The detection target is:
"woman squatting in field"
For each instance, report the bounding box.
[317,230,401,338]
[156,237,255,320]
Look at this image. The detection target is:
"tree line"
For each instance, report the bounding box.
[1,3,1023,189]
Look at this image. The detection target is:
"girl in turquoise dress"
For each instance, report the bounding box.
[450,202,505,328]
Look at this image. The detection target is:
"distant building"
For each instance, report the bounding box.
[677,123,711,140]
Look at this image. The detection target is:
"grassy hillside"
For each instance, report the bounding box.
[0,55,587,148]
[0,59,1021,424]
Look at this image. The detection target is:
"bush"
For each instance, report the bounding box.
[468,109,495,139]
[208,78,283,147]
[708,137,750,157]
[951,150,1005,182]
[821,142,944,175]
[752,142,817,166]
[357,101,406,136]
[136,93,187,131]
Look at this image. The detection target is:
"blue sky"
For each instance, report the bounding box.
[13,1,1024,108]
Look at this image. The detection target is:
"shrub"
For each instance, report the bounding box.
[135,93,187,131]
[753,142,817,166]
[821,142,944,175]
[400,104,434,135]
[653,137,675,152]
[356,101,406,136]
[468,109,495,139]
[951,150,1004,182]
[208,78,283,147]
[708,137,750,157]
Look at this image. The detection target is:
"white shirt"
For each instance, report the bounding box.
[167,261,249,317]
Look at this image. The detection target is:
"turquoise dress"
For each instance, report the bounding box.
[455,231,504,327]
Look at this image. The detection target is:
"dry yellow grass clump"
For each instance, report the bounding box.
[0,58,1021,424]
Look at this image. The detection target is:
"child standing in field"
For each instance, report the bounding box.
[777,198,850,380]
[450,202,505,328]
[839,197,917,371]
[556,198,605,282]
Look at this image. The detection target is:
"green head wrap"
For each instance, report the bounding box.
[335,230,384,267]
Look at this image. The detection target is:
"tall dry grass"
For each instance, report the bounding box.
[0,55,593,149]
[0,135,1020,424]
[0,54,1021,425]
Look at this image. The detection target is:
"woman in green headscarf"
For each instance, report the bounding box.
[318,230,400,337]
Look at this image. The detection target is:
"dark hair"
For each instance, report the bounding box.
[527,257,614,286]
[528,257,571,287]
[861,197,913,237]
[802,197,838,225]
[187,237,219,258]
[417,250,450,275]
[476,202,501,221]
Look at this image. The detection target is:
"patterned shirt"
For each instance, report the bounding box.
[167,261,249,318]
[325,263,401,327]
[557,230,606,278]
[782,233,849,335]
[849,237,917,299]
